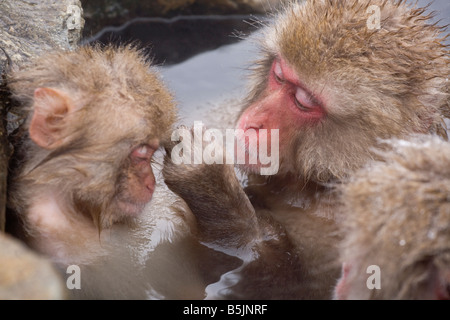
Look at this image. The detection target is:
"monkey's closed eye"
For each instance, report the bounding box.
[130,144,155,162]
[294,87,316,112]
[273,60,285,84]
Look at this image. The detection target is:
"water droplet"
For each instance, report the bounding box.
[399,239,406,246]
[427,229,437,240]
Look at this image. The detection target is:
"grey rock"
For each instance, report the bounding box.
[0,0,84,231]
[0,0,84,66]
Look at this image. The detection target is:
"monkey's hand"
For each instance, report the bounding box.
[163,126,303,299]
[162,126,259,248]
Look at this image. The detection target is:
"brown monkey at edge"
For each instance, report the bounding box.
[335,135,450,300]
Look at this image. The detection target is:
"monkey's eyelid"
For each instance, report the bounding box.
[273,60,285,83]
[294,99,311,112]
[136,145,148,156]
[274,73,285,84]
[294,87,316,111]
[130,144,155,161]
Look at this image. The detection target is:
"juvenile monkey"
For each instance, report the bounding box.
[163,0,449,299]
[6,45,187,298]
[335,135,450,300]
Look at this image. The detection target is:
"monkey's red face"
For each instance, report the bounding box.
[236,57,326,173]
[115,142,158,216]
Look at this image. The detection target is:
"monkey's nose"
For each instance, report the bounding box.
[245,123,264,131]
[242,115,264,131]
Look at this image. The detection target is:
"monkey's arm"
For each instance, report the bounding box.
[162,153,260,248]
[163,143,306,299]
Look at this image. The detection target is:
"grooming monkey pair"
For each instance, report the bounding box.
[5,0,449,299]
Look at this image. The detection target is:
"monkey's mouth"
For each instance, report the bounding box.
[234,126,279,174]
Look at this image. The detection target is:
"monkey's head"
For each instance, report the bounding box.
[8,45,176,229]
[237,0,449,182]
[335,135,450,300]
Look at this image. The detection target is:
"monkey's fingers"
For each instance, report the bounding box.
[163,125,190,157]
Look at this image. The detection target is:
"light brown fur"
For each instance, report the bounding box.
[336,135,450,299]
[7,45,176,263]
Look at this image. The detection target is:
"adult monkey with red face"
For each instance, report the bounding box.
[164,0,450,299]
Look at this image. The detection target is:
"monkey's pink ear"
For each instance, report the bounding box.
[29,87,75,149]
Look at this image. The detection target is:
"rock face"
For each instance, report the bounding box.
[0,0,83,299]
[0,57,9,232]
[81,0,286,37]
[0,233,66,299]
[0,0,84,230]
[0,0,84,65]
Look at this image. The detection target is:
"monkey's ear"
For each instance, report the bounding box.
[29,87,75,150]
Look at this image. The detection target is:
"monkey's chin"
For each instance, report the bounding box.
[237,163,262,174]
[117,198,151,217]
[237,163,276,178]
